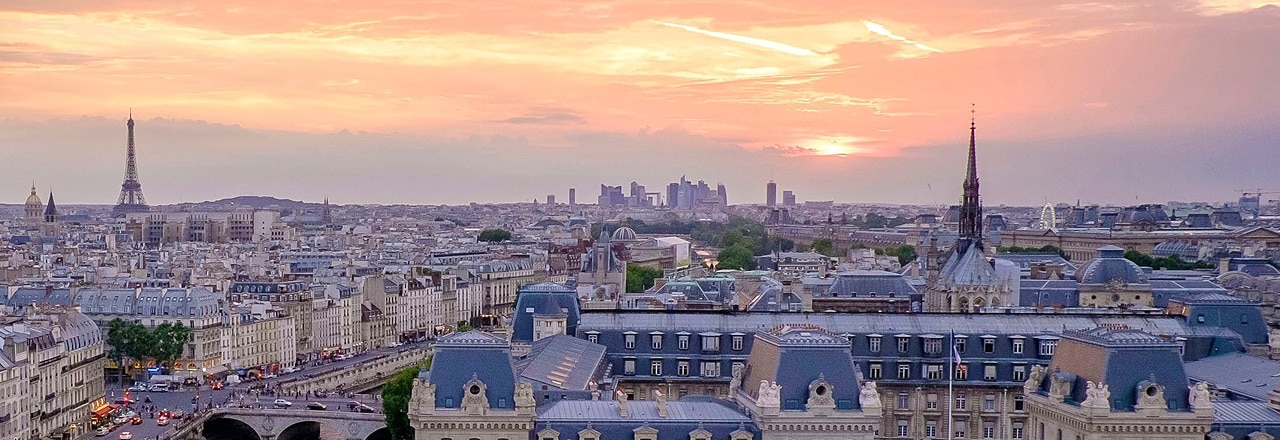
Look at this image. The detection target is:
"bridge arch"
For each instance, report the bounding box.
[278,420,322,440]
[203,416,263,440]
[366,427,392,440]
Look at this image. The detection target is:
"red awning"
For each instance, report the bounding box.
[91,405,113,417]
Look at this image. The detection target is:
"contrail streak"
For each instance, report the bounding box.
[653,21,818,56]
[863,20,942,53]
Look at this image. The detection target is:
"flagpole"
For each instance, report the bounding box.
[948,329,954,440]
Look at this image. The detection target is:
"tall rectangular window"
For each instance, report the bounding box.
[702,336,720,352]
[700,361,721,377]
[984,364,997,381]
[983,422,995,439]
[869,363,883,380]
[926,364,943,380]
[955,338,967,353]
[1012,423,1024,439]
[897,420,909,437]
[1012,339,1024,354]
[1040,340,1057,356]
[650,359,662,376]
[731,335,744,351]
[897,337,910,353]
[898,363,911,379]
[1013,365,1027,382]
[869,337,881,352]
[927,393,938,409]
[678,335,689,350]
[677,360,689,377]
[651,335,662,350]
[624,334,636,350]
[1014,395,1025,411]
[955,363,968,380]
[926,421,938,438]
[983,338,995,353]
[925,338,942,354]
[623,359,635,375]
[587,334,598,343]
[984,394,996,411]
[955,393,967,410]
[898,392,910,409]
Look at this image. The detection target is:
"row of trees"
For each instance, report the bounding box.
[1123,250,1214,270]
[104,319,192,384]
[382,356,432,440]
[997,245,1070,260]
[477,228,512,242]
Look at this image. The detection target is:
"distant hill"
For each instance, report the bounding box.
[163,195,319,211]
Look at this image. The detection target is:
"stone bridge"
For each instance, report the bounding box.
[185,407,389,440]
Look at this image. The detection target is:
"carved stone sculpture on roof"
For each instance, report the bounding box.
[410,378,435,415]
[859,381,882,409]
[757,380,781,408]
[1025,365,1047,395]
[1189,381,1213,411]
[729,364,743,391]
[1081,381,1111,410]
[515,381,536,410]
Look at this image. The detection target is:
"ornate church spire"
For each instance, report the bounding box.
[958,105,983,247]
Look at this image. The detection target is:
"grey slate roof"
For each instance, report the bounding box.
[820,270,918,298]
[1074,246,1149,284]
[1213,400,1280,424]
[537,398,751,422]
[579,311,1215,338]
[424,331,517,410]
[514,335,606,391]
[1184,352,1280,402]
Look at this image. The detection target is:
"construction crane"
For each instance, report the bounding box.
[1237,189,1280,223]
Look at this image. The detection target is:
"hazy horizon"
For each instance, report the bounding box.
[2,1,1278,206]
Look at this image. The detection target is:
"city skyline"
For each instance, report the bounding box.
[2,1,1279,205]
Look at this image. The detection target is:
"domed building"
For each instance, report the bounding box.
[24,184,41,223]
[1073,245,1154,308]
[610,225,637,242]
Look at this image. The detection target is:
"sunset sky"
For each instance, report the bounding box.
[2,1,1279,206]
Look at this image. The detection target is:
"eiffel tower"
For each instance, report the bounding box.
[112,110,150,217]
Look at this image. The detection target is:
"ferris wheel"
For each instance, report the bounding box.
[1034,202,1057,229]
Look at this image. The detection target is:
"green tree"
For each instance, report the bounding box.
[810,238,835,257]
[148,322,191,369]
[105,319,148,385]
[477,228,512,242]
[626,263,664,293]
[382,362,425,440]
[883,245,918,266]
[716,244,757,270]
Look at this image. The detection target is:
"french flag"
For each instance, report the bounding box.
[953,343,966,377]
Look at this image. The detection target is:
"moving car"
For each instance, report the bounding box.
[129,416,142,425]
[118,432,133,440]
[273,398,293,408]
[305,402,327,410]
[354,403,377,413]
[156,416,169,426]
[95,427,110,437]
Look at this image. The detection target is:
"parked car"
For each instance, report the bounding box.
[156,417,169,426]
[95,427,110,436]
[354,403,376,413]
[118,432,133,440]
[128,384,147,392]
[273,399,293,408]
[305,402,327,410]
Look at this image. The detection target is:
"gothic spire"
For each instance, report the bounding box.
[958,105,983,246]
